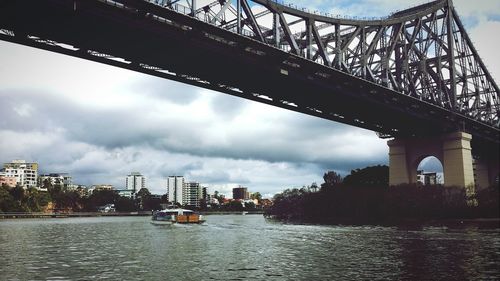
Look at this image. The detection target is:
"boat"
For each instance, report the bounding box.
[151,208,205,225]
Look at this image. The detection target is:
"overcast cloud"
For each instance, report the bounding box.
[0,0,498,197]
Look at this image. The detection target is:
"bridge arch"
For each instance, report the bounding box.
[416,156,444,185]
[388,132,474,188]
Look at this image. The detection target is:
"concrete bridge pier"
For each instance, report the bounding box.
[473,156,499,190]
[387,131,476,188]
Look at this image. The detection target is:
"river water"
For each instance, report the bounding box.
[0,215,499,280]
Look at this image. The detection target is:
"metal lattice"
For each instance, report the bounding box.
[152,0,499,127]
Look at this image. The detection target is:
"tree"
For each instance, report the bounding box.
[250,192,262,201]
[343,165,389,187]
[10,184,25,202]
[227,200,244,211]
[310,182,319,192]
[84,190,120,211]
[115,196,137,212]
[25,187,50,212]
[321,171,343,189]
[136,188,151,198]
[245,201,256,210]
[0,184,20,212]
[214,190,225,205]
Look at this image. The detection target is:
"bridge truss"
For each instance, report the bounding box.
[168,0,498,128]
[0,0,498,148]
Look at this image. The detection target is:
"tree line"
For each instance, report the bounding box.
[265,165,499,224]
[0,181,164,213]
[0,180,263,213]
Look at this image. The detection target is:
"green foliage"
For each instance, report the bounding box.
[83,190,120,211]
[250,192,262,201]
[141,196,161,211]
[226,200,244,211]
[266,183,486,223]
[343,165,389,187]
[115,196,136,212]
[245,201,256,210]
[136,188,151,198]
[0,185,21,212]
[321,171,343,189]
[213,190,225,205]
[266,166,498,224]
[0,185,51,212]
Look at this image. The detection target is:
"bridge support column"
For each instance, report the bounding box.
[387,139,411,185]
[388,131,475,188]
[442,132,474,188]
[474,157,500,190]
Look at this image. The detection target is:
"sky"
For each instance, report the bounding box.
[0,0,498,197]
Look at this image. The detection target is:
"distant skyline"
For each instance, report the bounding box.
[1,0,498,197]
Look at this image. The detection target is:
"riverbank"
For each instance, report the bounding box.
[265,215,500,228]
[0,211,152,219]
[0,210,265,219]
[266,185,499,227]
[200,210,265,215]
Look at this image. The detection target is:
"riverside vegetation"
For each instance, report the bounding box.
[265,165,499,224]
[0,180,261,213]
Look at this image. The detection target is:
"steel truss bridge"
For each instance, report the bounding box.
[0,0,498,153]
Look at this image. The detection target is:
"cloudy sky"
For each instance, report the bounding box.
[0,0,498,197]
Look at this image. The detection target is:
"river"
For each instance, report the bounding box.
[0,215,499,280]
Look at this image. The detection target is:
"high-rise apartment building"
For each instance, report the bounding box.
[167,176,184,205]
[183,182,203,208]
[2,160,38,189]
[233,186,249,200]
[126,172,146,195]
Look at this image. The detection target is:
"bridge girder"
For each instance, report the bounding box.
[0,0,498,150]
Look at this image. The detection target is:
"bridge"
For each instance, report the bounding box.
[0,0,498,189]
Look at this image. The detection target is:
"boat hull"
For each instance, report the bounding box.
[150,220,174,225]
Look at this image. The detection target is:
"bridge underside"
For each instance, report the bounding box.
[0,0,498,155]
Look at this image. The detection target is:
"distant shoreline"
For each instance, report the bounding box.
[0,210,265,219]
[264,216,500,228]
[0,212,152,219]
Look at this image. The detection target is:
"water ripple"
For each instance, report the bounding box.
[0,216,498,280]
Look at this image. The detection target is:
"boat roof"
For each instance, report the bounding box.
[158,208,195,213]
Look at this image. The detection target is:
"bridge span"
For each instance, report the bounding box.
[0,0,498,189]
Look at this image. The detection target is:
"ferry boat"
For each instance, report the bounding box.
[151,208,205,225]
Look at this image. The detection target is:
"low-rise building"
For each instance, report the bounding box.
[2,160,38,189]
[38,173,72,189]
[88,184,114,195]
[0,172,17,188]
[417,170,437,185]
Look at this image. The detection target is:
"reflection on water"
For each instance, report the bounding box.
[0,215,499,280]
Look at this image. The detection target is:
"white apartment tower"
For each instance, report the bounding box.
[183,182,203,208]
[167,176,184,205]
[126,172,146,195]
[3,160,38,189]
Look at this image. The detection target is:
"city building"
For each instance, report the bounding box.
[126,172,146,196]
[88,184,114,195]
[183,182,203,208]
[167,176,184,205]
[0,171,17,188]
[38,173,72,189]
[417,170,437,185]
[2,160,38,189]
[233,186,249,200]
